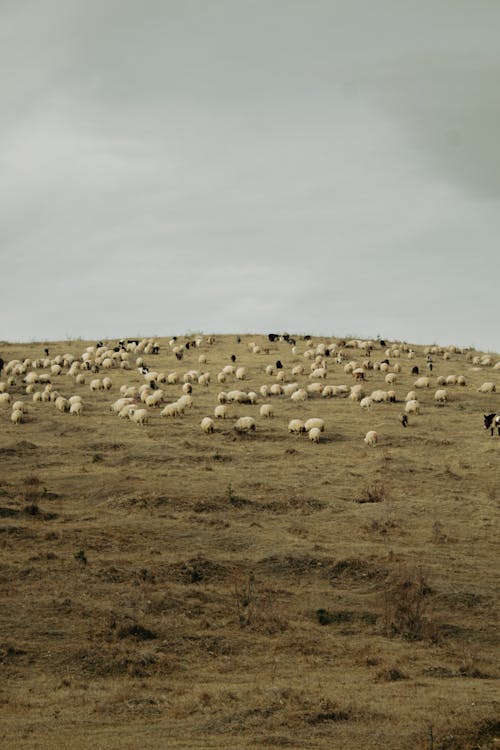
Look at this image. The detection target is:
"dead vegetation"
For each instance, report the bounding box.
[0,333,498,749]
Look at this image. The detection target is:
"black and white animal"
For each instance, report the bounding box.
[411,366,419,375]
[484,413,500,436]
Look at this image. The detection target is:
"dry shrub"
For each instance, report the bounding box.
[354,481,388,504]
[382,566,436,641]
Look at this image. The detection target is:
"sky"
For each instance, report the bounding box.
[1,0,499,351]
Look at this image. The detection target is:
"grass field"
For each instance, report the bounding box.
[0,334,498,749]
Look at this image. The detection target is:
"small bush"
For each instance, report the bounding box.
[381,566,436,640]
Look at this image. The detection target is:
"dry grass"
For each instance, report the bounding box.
[0,334,499,749]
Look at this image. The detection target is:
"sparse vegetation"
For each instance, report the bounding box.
[0,334,498,749]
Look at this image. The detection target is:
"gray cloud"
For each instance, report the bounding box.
[0,0,499,350]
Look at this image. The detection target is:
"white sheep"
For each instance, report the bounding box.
[371,389,389,403]
[214,404,229,419]
[288,419,306,435]
[290,388,308,402]
[200,417,214,434]
[75,374,86,385]
[129,408,148,426]
[457,375,466,386]
[308,427,321,443]
[69,401,83,416]
[304,418,325,432]
[434,389,448,404]
[55,397,69,412]
[235,367,247,380]
[177,394,193,409]
[102,377,113,390]
[405,399,420,415]
[414,376,431,388]
[364,430,378,447]
[478,382,496,393]
[259,403,273,418]
[160,402,183,418]
[0,393,11,405]
[11,409,23,424]
[405,391,417,402]
[269,384,283,396]
[12,401,26,413]
[360,396,373,411]
[235,416,256,432]
[90,378,103,391]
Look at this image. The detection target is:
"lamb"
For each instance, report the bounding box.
[259,403,273,418]
[308,427,321,443]
[235,416,256,432]
[288,419,306,434]
[364,430,378,447]
[405,399,420,415]
[201,417,214,434]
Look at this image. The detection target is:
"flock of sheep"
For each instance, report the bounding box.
[0,334,498,447]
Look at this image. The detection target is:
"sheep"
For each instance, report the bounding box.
[457,375,466,386]
[55,397,69,412]
[177,394,193,409]
[304,418,325,432]
[259,403,273,418]
[11,409,23,424]
[265,365,274,376]
[288,419,306,435]
[405,399,420,415]
[214,404,229,419]
[478,382,496,393]
[364,430,378,447]
[445,375,457,386]
[102,377,113,390]
[308,427,321,443]
[198,373,211,387]
[75,374,86,385]
[269,384,283,396]
[436,376,446,386]
[414,376,431,388]
[282,383,299,396]
[321,385,334,398]
[434,389,448,405]
[235,367,247,380]
[371,389,389,403]
[235,416,256,432]
[222,365,235,376]
[68,395,82,406]
[290,388,308,402]
[291,365,304,377]
[217,372,227,384]
[307,382,323,395]
[201,417,214,434]
[405,391,417,402]
[385,373,397,385]
[160,402,183,418]
[349,385,365,402]
[218,391,228,404]
[399,413,408,427]
[12,401,26,413]
[69,401,83,416]
[129,408,148,426]
[90,378,103,391]
[111,397,135,413]
[32,391,43,403]
[360,396,373,411]
[119,404,136,418]
[260,384,269,397]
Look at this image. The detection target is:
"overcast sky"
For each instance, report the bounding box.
[1,0,498,350]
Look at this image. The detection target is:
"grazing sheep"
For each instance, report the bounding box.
[55,397,69,412]
[405,399,420,415]
[102,377,112,390]
[385,373,397,385]
[201,417,214,434]
[371,389,389,403]
[235,416,256,432]
[478,382,496,393]
[0,393,11,405]
[445,375,457,386]
[129,408,148,426]
[11,409,23,424]
[269,384,283,396]
[364,430,378,447]
[75,374,86,385]
[307,382,323,395]
[259,403,273,418]
[213,404,228,419]
[387,390,397,403]
[414,376,431,388]
[12,401,26,413]
[360,396,373,411]
[436,376,446,386]
[308,427,321,443]
[160,402,183,418]
[177,394,193,409]
[290,388,307,402]
[288,419,306,435]
[434,389,448,404]
[70,401,83,416]
[399,413,408,427]
[457,375,466,386]
[304,418,325,432]
[235,367,247,380]
[405,391,417,402]
[90,378,103,391]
